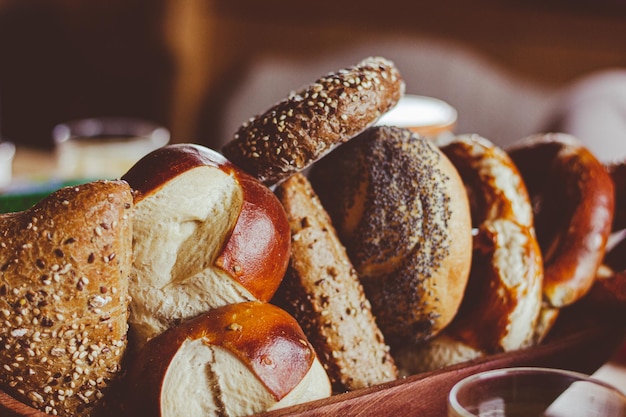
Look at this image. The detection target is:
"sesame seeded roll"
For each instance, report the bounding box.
[0,180,133,417]
[222,56,405,187]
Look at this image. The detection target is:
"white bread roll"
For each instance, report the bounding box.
[121,144,291,348]
[121,301,331,417]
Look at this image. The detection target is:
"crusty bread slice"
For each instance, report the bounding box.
[274,173,398,392]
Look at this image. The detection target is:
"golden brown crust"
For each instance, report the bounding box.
[122,143,290,305]
[309,126,472,346]
[122,302,317,416]
[396,135,543,374]
[440,135,543,352]
[222,56,405,187]
[123,143,233,202]
[0,180,133,417]
[215,170,291,302]
[507,133,615,307]
[605,161,626,232]
[273,173,398,392]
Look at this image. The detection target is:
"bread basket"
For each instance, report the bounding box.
[1,294,624,417]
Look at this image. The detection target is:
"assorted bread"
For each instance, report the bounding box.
[393,134,544,374]
[0,56,622,416]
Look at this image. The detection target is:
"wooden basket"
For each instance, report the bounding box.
[1,297,624,417]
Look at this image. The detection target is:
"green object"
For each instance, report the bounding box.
[0,179,90,213]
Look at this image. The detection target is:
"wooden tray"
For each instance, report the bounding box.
[1,300,625,417]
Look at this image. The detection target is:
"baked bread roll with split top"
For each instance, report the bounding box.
[121,144,290,348]
[394,134,544,374]
[121,301,331,417]
[507,133,614,307]
[0,180,133,417]
[222,56,405,187]
[308,125,473,346]
[274,173,398,392]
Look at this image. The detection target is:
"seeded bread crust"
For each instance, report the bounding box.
[0,180,133,417]
[309,126,473,347]
[274,173,398,392]
[222,56,405,187]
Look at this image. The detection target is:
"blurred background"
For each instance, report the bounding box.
[1,0,625,153]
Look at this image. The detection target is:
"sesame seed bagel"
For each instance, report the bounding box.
[308,126,472,347]
[222,56,405,187]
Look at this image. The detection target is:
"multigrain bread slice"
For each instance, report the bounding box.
[0,180,133,417]
[273,173,398,392]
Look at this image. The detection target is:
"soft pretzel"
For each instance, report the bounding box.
[587,160,626,313]
[394,134,543,374]
[507,133,615,307]
[308,126,473,347]
[222,56,405,187]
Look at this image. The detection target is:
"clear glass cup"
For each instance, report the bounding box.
[0,141,16,189]
[375,94,457,141]
[53,117,170,180]
[448,367,626,417]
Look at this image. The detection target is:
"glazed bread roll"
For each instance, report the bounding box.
[121,144,290,348]
[507,133,614,307]
[308,126,473,346]
[121,301,331,417]
[222,56,405,187]
[274,173,398,392]
[0,180,133,417]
